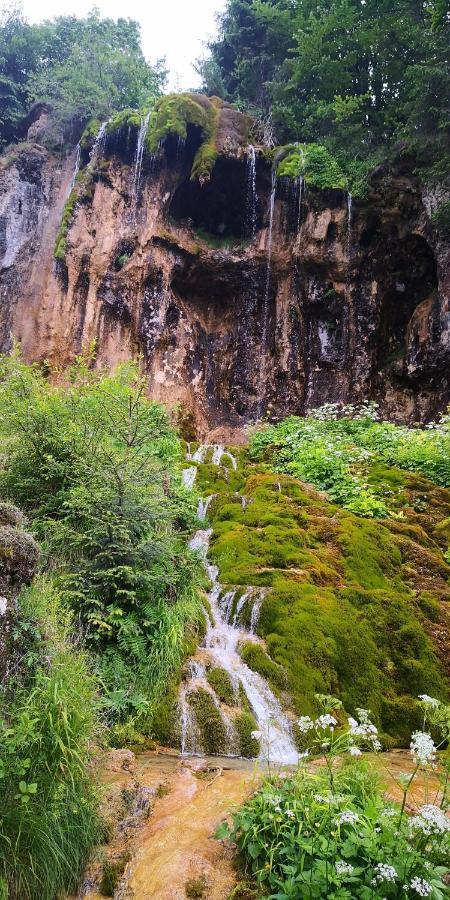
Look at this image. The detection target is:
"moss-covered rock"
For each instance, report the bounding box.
[206,666,236,705]
[54,190,77,260]
[187,687,227,754]
[275,143,347,189]
[234,711,260,757]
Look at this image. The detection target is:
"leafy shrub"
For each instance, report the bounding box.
[276,143,347,188]
[218,695,450,900]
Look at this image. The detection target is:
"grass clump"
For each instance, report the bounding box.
[206,666,235,705]
[234,711,260,757]
[185,876,206,898]
[99,853,131,896]
[0,577,101,900]
[187,687,227,754]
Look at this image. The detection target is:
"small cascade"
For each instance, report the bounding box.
[182,467,197,490]
[245,145,258,239]
[132,111,151,212]
[68,143,81,195]
[257,169,277,418]
[89,121,108,166]
[176,136,186,164]
[182,452,298,765]
[197,494,215,522]
[192,444,237,471]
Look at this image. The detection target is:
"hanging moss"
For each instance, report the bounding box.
[187,687,227,754]
[146,94,209,152]
[190,99,220,182]
[234,711,260,757]
[206,666,236,705]
[107,108,142,133]
[54,190,78,261]
[79,118,102,151]
[276,143,347,189]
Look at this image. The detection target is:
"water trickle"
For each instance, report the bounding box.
[89,121,108,166]
[132,111,151,213]
[192,444,237,470]
[347,191,353,260]
[250,592,263,634]
[257,169,277,418]
[182,467,197,490]
[68,143,81,195]
[245,145,258,239]
[197,494,215,522]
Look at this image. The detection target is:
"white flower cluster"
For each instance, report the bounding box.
[372,863,397,884]
[409,804,450,836]
[336,861,354,876]
[297,715,314,733]
[316,713,338,731]
[336,810,358,826]
[410,731,436,766]
[348,709,381,751]
[418,694,440,709]
[410,876,432,896]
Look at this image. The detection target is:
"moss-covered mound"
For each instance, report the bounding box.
[275,143,347,189]
[199,452,449,746]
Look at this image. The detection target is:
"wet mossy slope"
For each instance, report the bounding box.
[196,456,449,745]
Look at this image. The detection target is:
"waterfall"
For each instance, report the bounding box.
[197,494,215,522]
[132,111,151,212]
[347,191,353,260]
[182,467,197,490]
[257,169,277,418]
[68,143,81,195]
[182,447,298,765]
[192,444,237,470]
[89,121,108,166]
[245,145,258,239]
[297,175,304,233]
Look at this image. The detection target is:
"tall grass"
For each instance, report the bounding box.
[0,578,101,900]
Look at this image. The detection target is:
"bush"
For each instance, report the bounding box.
[218,695,450,900]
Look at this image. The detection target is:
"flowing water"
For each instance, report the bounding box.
[245,145,258,239]
[181,445,298,765]
[68,143,81,195]
[89,121,108,166]
[132,111,151,212]
[257,169,277,418]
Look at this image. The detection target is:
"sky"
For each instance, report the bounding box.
[19,0,226,90]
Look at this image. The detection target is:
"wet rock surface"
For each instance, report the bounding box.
[0,122,449,434]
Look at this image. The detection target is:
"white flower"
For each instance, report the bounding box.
[418,695,440,708]
[410,731,436,766]
[285,809,295,818]
[251,730,261,740]
[297,715,314,733]
[314,793,327,803]
[347,711,381,749]
[336,810,358,826]
[336,861,354,876]
[372,863,397,883]
[0,596,7,616]
[316,713,337,731]
[297,750,309,760]
[410,876,432,896]
[409,804,450,836]
[349,745,362,756]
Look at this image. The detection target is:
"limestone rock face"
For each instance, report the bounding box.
[0,114,448,436]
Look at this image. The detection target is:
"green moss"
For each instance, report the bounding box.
[150,678,181,746]
[234,711,260,757]
[187,687,227,754]
[107,108,142,133]
[275,143,347,189]
[206,666,235,705]
[191,99,220,182]
[239,641,288,692]
[80,118,102,150]
[99,853,131,897]
[54,190,77,260]
[185,877,206,898]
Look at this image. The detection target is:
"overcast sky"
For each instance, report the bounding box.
[19,0,226,90]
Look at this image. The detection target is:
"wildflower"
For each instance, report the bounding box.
[285,809,295,818]
[251,730,261,740]
[409,805,450,836]
[349,745,362,757]
[316,713,337,731]
[297,715,314,733]
[410,876,432,896]
[297,751,309,761]
[418,695,440,709]
[336,861,354,876]
[336,810,358,826]
[372,863,397,884]
[314,794,327,802]
[410,731,436,766]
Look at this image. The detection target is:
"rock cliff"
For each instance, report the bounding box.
[0,95,448,437]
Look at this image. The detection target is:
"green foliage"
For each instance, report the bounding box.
[53,189,77,260]
[145,93,222,182]
[219,697,450,899]
[432,201,450,238]
[276,144,347,189]
[239,641,287,692]
[201,0,449,184]
[0,354,202,730]
[234,711,260,757]
[0,577,101,900]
